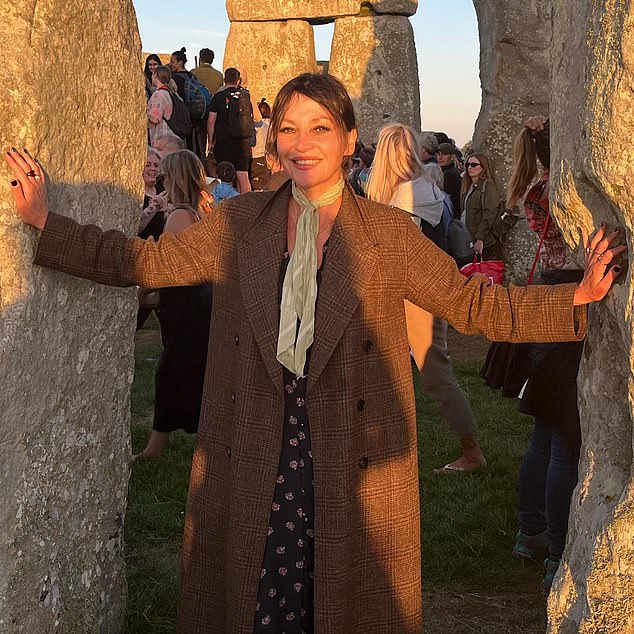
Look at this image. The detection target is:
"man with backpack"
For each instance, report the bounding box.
[207,68,255,193]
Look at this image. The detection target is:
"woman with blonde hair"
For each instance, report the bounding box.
[367,123,486,472]
[461,152,503,260]
[136,149,212,459]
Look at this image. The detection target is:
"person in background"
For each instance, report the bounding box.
[137,147,171,329]
[436,142,462,214]
[349,146,374,197]
[191,48,223,156]
[507,116,587,594]
[251,99,271,190]
[209,161,240,204]
[192,48,223,96]
[366,123,486,472]
[146,66,178,146]
[419,132,438,164]
[135,149,213,459]
[207,67,253,194]
[153,134,186,158]
[169,47,190,100]
[144,54,161,99]
[461,153,503,261]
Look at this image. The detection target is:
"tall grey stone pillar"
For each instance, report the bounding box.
[0,0,145,631]
[472,0,552,283]
[548,2,634,631]
[329,15,421,144]
[224,20,318,106]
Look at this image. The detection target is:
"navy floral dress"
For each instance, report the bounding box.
[253,247,326,633]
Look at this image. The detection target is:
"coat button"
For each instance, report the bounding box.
[358,456,369,469]
[234,334,239,345]
[227,447,231,457]
[362,340,373,352]
[231,392,236,403]
[356,399,365,412]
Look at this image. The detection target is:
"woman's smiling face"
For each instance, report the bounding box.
[275,93,356,200]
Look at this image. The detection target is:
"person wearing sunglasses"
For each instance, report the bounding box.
[461,153,503,261]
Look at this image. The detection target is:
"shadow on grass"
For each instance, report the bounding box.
[125,324,547,633]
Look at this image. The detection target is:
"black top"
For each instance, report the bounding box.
[171,70,191,101]
[209,86,248,140]
[441,163,462,216]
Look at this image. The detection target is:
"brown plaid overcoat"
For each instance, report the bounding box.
[35,183,586,633]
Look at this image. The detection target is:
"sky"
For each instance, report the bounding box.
[134,0,481,146]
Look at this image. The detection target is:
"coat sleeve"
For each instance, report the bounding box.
[401,217,586,343]
[33,209,223,289]
[472,180,500,243]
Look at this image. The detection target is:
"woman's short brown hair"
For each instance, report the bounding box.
[266,73,357,163]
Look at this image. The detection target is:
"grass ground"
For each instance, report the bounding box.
[125,318,548,633]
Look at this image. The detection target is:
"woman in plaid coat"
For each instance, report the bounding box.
[5,74,623,633]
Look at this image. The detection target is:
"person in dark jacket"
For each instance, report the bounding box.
[436,142,462,215]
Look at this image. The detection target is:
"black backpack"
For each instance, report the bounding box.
[224,88,255,141]
[161,88,192,139]
[177,71,212,122]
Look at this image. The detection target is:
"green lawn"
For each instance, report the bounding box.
[125,319,548,633]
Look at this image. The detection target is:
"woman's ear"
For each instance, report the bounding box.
[345,128,358,157]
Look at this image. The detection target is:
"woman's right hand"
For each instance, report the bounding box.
[5,148,49,230]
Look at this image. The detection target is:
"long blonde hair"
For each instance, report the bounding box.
[161,149,206,210]
[366,124,428,205]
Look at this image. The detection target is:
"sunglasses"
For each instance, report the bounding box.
[466,162,482,168]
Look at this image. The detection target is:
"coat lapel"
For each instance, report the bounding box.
[307,188,379,394]
[238,185,291,397]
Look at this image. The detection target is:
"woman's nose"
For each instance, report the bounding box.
[293,130,313,152]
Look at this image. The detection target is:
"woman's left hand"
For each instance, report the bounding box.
[574,224,627,305]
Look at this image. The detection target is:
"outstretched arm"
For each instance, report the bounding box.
[401,217,623,343]
[5,148,221,289]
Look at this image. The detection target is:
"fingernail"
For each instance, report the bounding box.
[10,147,16,152]
[10,180,18,186]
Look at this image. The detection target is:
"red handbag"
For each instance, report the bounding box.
[460,256,505,285]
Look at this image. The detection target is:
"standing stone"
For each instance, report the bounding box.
[472,0,552,283]
[547,3,634,632]
[0,0,145,631]
[226,0,418,22]
[223,20,317,106]
[329,15,420,144]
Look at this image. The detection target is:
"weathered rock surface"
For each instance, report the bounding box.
[0,0,145,631]
[547,2,634,632]
[224,20,317,106]
[329,15,420,144]
[471,0,551,283]
[226,0,418,22]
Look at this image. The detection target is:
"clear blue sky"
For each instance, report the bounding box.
[134,0,480,146]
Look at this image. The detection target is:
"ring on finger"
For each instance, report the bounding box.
[585,247,595,255]
[26,170,37,177]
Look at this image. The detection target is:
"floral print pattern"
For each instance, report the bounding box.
[253,249,324,633]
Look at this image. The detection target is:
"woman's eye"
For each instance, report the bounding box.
[314,126,331,133]
[279,127,295,134]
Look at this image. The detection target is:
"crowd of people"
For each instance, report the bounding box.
[5,51,624,631]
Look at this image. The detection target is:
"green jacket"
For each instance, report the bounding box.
[462,179,500,246]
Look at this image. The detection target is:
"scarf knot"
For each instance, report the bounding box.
[276,179,344,377]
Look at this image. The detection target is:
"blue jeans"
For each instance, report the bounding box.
[518,417,579,560]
